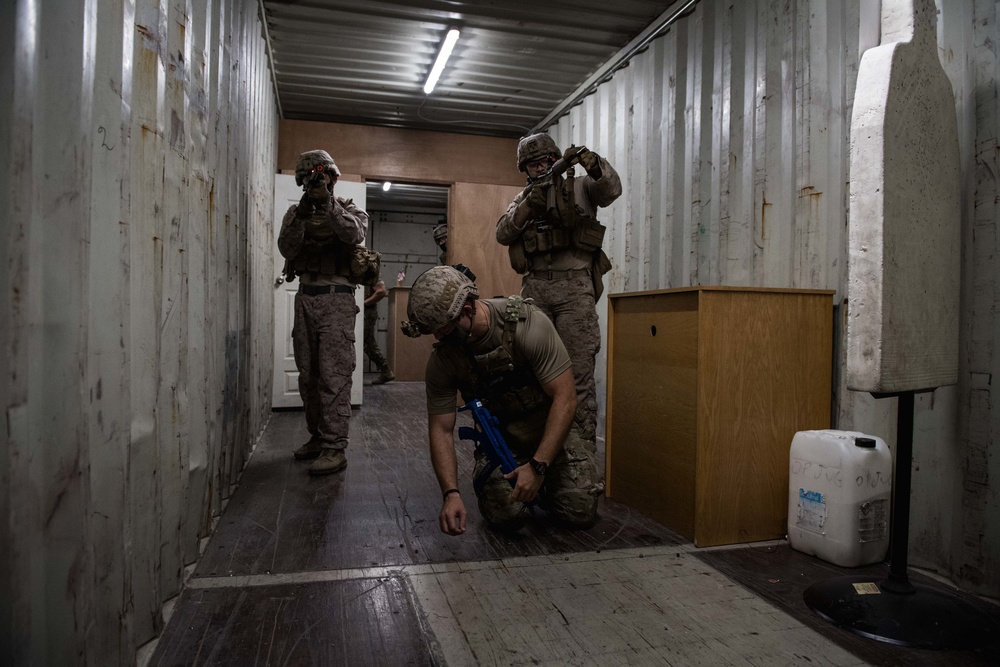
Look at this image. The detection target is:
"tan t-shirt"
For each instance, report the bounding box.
[424,298,571,415]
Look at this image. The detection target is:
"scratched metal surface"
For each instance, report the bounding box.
[193,382,683,577]
[1,0,278,663]
[542,0,1000,603]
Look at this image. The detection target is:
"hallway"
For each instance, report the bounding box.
[146,382,1000,666]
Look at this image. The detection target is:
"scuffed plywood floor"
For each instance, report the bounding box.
[148,381,998,666]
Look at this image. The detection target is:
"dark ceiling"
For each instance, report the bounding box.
[260,0,695,138]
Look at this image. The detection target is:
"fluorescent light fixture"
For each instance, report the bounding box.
[423,28,460,95]
[382,181,392,192]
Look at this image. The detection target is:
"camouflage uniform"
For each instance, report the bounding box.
[292,293,358,448]
[363,281,390,375]
[279,150,368,459]
[496,134,622,444]
[423,296,600,529]
[433,222,448,265]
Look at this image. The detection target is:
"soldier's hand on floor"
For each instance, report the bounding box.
[439,493,467,535]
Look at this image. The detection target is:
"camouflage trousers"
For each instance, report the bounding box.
[293,291,358,449]
[363,304,389,372]
[521,274,600,443]
[473,426,599,529]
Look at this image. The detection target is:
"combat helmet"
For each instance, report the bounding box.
[432,223,448,245]
[295,149,342,186]
[516,133,561,172]
[401,265,479,337]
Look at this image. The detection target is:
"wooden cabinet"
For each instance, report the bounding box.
[606,287,834,547]
[386,286,436,381]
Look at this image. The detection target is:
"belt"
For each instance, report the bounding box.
[300,284,354,295]
[527,269,592,281]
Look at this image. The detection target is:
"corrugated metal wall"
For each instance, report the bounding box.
[549,0,997,596]
[0,0,278,663]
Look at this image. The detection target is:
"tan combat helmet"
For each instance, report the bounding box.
[516,132,561,172]
[295,149,342,186]
[401,265,479,337]
[432,223,448,246]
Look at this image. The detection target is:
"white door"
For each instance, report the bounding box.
[272,174,365,408]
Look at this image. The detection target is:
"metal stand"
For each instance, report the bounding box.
[803,390,997,649]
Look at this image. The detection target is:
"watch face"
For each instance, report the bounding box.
[530,459,547,476]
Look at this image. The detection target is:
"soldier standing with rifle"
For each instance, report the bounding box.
[401,265,600,534]
[278,149,372,476]
[496,133,622,460]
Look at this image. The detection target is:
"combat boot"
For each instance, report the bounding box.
[373,368,395,385]
[308,448,347,475]
[293,438,324,460]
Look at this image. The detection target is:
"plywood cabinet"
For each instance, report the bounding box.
[606,287,835,547]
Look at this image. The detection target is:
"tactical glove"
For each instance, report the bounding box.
[296,192,313,217]
[523,181,549,215]
[567,146,602,179]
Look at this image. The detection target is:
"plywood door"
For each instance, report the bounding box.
[449,182,523,300]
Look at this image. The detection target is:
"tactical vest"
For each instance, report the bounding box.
[286,205,355,281]
[441,297,551,445]
[509,172,606,273]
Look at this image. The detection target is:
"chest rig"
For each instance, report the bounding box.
[286,205,354,281]
[511,170,608,273]
[449,297,551,424]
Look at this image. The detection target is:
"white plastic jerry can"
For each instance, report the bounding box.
[788,430,892,567]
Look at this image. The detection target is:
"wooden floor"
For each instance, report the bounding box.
[147,380,1000,666]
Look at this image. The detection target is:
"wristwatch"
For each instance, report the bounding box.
[528,458,548,477]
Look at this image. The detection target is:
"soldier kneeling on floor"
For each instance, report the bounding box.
[402,265,600,534]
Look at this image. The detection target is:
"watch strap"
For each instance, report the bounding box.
[529,458,548,476]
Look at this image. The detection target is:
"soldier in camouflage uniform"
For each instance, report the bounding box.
[432,222,448,265]
[278,149,369,475]
[496,133,622,451]
[363,278,394,384]
[402,265,599,534]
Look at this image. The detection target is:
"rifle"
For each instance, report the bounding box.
[525,145,587,192]
[458,399,521,495]
[547,145,587,179]
[521,146,588,227]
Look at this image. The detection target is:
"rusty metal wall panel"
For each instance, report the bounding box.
[0,0,278,663]
[550,0,998,597]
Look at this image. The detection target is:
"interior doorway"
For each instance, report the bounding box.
[363,181,449,376]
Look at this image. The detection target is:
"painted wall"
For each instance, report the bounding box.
[547,0,996,596]
[0,0,278,664]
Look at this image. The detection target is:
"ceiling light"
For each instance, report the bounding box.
[423,28,460,95]
[382,181,392,192]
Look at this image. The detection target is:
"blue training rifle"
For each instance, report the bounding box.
[457,399,520,494]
